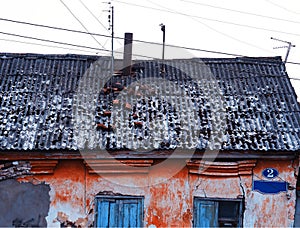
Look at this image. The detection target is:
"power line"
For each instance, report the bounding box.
[0,16,244,57]
[182,0,300,25]
[264,0,300,15]
[0,31,109,53]
[114,0,300,37]
[0,35,298,81]
[0,17,238,56]
[60,0,107,51]
[78,0,110,34]
[0,30,158,59]
[77,0,113,53]
[0,30,300,81]
[141,40,243,57]
[290,78,300,81]
[0,16,296,59]
[2,25,300,67]
[1,15,300,65]
[0,17,112,39]
[77,0,123,47]
[144,0,273,55]
[286,61,300,66]
[2,28,300,66]
[0,38,98,54]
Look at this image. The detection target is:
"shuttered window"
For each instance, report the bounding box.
[95,196,143,227]
[193,198,243,227]
[194,200,218,227]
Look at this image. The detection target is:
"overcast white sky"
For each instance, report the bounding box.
[0,0,299,100]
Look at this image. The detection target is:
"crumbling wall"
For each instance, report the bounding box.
[243,160,298,227]
[0,161,31,181]
[14,159,296,227]
[0,179,50,227]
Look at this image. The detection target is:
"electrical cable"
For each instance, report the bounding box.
[78,0,111,34]
[0,17,242,56]
[144,0,274,54]
[1,16,300,65]
[60,0,107,51]
[114,0,300,37]
[1,28,297,80]
[264,0,300,15]
[0,38,98,54]
[182,0,300,24]
[77,0,123,47]
[0,31,108,53]
[0,35,300,87]
[0,30,158,59]
[286,61,300,66]
[2,16,300,62]
[290,78,300,81]
[2,28,300,69]
[0,17,112,39]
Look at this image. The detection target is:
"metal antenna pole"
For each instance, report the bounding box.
[285,42,292,63]
[111,5,114,76]
[160,23,165,73]
[103,1,114,76]
[271,37,296,63]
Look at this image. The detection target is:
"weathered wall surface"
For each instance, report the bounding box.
[243,160,298,227]
[0,179,50,227]
[17,158,298,227]
[27,160,87,227]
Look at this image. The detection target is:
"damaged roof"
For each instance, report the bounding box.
[0,53,299,152]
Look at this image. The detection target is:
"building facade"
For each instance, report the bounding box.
[0,53,299,227]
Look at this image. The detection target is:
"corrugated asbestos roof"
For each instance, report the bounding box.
[0,53,299,152]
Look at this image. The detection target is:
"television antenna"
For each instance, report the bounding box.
[271,37,295,63]
[103,2,114,76]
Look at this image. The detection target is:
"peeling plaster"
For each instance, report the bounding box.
[243,160,297,227]
[0,179,50,227]
[0,161,31,181]
[54,211,93,227]
[11,159,298,227]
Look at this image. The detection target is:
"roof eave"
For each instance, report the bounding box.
[0,149,298,160]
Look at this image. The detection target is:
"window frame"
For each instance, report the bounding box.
[94,195,144,228]
[193,197,243,228]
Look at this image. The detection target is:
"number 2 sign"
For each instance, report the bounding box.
[262,168,279,179]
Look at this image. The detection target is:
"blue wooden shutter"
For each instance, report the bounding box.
[97,199,118,227]
[119,199,143,227]
[194,200,218,227]
[97,200,110,227]
[108,200,119,227]
[96,197,143,228]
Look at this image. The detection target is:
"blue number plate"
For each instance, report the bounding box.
[262,168,279,179]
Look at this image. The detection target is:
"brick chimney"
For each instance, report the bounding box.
[123,32,133,76]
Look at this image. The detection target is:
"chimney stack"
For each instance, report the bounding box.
[123,32,133,76]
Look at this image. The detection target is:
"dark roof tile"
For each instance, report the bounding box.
[0,53,299,152]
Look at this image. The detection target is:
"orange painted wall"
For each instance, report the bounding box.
[20,158,298,227]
